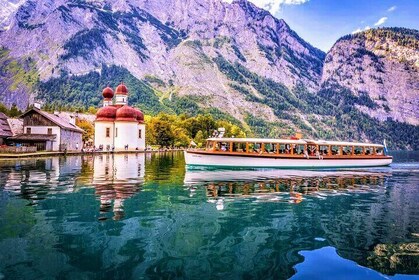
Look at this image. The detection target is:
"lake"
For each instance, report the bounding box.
[0,151,418,279]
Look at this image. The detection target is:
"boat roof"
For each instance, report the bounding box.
[206,138,384,147]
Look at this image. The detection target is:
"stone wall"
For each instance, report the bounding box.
[60,130,82,151]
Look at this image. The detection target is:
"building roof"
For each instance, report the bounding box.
[7,118,23,136]
[115,83,128,95]
[0,112,13,138]
[20,108,84,133]
[9,134,57,141]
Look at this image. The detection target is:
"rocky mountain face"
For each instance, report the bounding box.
[0,0,26,30]
[0,0,418,148]
[322,28,419,125]
[0,0,324,119]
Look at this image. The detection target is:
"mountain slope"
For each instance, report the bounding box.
[322,28,419,125]
[0,0,418,149]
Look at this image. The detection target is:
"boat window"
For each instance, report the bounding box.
[342,146,353,155]
[265,143,276,154]
[307,144,317,156]
[279,144,285,154]
[220,142,228,151]
[376,147,384,155]
[330,145,340,155]
[354,146,363,155]
[293,144,305,155]
[319,145,329,155]
[250,143,262,153]
[365,147,373,155]
[207,141,216,150]
[278,144,291,154]
[331,145,340,155]
[232,142,245,153]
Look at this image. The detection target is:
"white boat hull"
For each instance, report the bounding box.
[184,151,392,168]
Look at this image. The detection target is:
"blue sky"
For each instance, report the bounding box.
[235,0,419,52]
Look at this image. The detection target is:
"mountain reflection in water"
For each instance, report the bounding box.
[0,152,417,279]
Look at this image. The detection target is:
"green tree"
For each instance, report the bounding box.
[76,118,94,144]
[153,119,174,148]
[194,130,205,148]
[8,104,21,117]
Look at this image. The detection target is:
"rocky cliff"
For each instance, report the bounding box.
[0,0,323,120]
[322,28,419,125]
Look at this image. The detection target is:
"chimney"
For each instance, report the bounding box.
[69,114,76,125]
[34,102,41,109]
[54,111,60,116]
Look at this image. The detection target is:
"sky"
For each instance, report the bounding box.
[225,0,419,52]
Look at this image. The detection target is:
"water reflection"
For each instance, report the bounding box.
[185,169,388,206]
[0,154,145,220]
[92,154,145,220]
[0,153,418,279]
[1,157,83,202]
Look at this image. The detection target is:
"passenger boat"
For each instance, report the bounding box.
[184,137,393,168]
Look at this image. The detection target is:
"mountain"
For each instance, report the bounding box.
[0,0,26,30]
[0,0,418,149]
[322,28,419,125]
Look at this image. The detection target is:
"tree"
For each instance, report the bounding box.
[194,130,205,148]
[87,106,97,114]
[153,119,174,148]
[8,104,22,117]
[76,118,94,144]
[173,127,190,147]
[0,103,8,115]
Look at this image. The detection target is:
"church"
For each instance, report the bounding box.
[94,83,145,151]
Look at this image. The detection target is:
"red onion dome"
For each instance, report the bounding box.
[135,109,144,123]
[96,106,117,121]
[115,83,128,95]
[102,87,114,99]
[116,105,137,121]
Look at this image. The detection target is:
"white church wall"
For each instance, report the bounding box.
[94,122,114,150]
[114,121,138,151]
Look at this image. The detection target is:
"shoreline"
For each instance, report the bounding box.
[0,149,185,160]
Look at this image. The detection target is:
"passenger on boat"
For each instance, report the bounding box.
[315,150,323,160]
[308,146,316,156]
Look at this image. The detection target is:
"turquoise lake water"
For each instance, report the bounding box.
[0,151,418,279]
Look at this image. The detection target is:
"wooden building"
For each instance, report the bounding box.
[8,108,83,152]
[0,112,13,145]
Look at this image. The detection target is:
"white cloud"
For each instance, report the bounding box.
[223,0,309,14]
[387,6,396,12]
[374,17,388,26]
[352,26,371,34]
[352,28,362,34]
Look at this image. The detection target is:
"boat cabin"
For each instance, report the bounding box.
[204,138,386,158]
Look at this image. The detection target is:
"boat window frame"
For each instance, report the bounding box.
[375,147,384,155]
[293,144,305,156]
[342,146,353,156]
[365,146,373,155]
[319,145,329,156]
[354,146,363,155]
